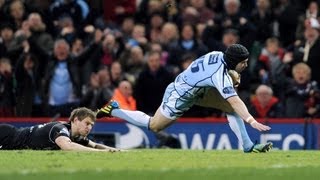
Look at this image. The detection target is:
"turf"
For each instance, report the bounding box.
[0,149,320,180]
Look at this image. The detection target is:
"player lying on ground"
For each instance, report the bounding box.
[0,107,120,151]
[97,44,273,153]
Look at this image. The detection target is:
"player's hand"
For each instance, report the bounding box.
[106,147,124,153]
[250,121,271,132]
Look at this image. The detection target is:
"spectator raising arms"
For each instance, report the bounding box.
[28,30,103,117]
[0,57,15,117]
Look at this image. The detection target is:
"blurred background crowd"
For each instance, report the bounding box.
[0,0,320,119]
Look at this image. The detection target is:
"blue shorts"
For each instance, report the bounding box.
[161,82,205,120]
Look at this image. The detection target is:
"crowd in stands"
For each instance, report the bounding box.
[0,0,320,119]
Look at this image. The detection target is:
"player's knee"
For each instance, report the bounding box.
[149,125,162,133]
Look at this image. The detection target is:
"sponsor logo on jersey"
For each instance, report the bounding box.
[222,86,235,94]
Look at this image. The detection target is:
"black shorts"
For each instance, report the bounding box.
[0,124,17,150]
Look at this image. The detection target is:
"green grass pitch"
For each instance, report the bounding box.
[0,149,320,180]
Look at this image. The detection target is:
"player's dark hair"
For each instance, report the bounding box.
[69,107,96,122]
[223,44,249,69]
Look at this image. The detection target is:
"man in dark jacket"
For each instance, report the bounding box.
[134,51,174,115]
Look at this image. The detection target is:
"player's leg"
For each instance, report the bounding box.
[195,88,272,152]
[227,113,273,153]
[226,112,254,152]
[148,106,175,132]
[195,88,255,150]
[0,124,17,150]
[112,105,174,132]
[96,100,151,128]
[96,101,175,132]
[97,82,180,132]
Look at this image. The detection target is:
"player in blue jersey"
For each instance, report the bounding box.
[97,44,273,153]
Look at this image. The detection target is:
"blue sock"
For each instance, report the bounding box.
[226,112,254,151]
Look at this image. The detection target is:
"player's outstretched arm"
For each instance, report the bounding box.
[226,96,271,132]
[55,136,119,152]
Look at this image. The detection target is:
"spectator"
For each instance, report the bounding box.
[81,67,114,110]
[85,0,104,26]
[24,0,55,35]
[122,46,146,84]
[9,12,54,59]
[149,42,169,66]
[0,0,8,22]
[14,41,45,117]
[55,15,77,44]
[112,80,136,110]
[250,0,275,44]
[27,12,53,51]
[256,37,283,82]
[202,27,239,52]
[120,16,135,42]
[0,57,15,117]
[102,0,136,25]
[179,53,196,71]
[135,0,167,25]
[292,17,320,85]
[147,12,166,43]
[207,0,224,14]
[28,30,103,117]
[50,0,87,31]
[273,0,299,47]
[159,22,179,51]
[167,23,208,74]
[134,50,174,115]
[125,24,148,50]
[98,32,125,67]
[98,66,116,92]
[195,22,206,41]
[284,63,320,118]
[0,23,14,58]
[70,37,84,56]
[181,0,215,25]
[249,84,283,118]
[213,0,256,48]
[296,1,319,40]
[71,37,92,86]
[110,61,126,87]
[7,0,27,30]
[255,37,290,100]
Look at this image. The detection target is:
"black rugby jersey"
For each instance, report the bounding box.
[11,122,89,150]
